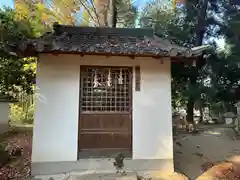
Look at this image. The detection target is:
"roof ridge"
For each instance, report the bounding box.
[52,23,154,37]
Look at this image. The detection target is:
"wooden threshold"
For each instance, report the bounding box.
[78,149,132,159]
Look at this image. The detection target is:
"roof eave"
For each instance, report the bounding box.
[18,48,202,60]
[191,45,211,54]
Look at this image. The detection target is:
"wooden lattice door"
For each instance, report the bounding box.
[79,66,132,150]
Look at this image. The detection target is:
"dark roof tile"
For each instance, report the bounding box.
[17,24,209,58]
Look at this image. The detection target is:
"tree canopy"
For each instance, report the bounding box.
[0,7,37,98]
[1,0,239,114]
[141,0,240,117]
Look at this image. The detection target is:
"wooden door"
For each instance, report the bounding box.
[79,66,132,151]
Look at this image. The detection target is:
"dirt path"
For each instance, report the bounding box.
[174,128,240,179]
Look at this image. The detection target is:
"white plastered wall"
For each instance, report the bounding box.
[32,54,173,162]
[0,102,9,134]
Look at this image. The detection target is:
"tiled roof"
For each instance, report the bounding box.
[17,23,209,58]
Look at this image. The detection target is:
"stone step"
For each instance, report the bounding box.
[32,171,189,180]
[70,172,137,180]
[33,171,137,180]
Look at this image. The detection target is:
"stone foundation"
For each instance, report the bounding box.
[32,158,174,175]
[0,123,9,134]
[0,102,9,134]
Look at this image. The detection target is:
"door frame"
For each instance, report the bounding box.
[77,65,133,155]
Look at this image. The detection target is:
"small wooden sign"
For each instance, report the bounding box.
[135,66,141,91]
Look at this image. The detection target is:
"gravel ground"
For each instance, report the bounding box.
[1,127,240,180]
[174,127,240,179]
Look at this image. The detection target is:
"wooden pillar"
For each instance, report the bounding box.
[235,101,240,134]
[236,101,240,116]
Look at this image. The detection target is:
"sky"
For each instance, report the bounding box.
[0,0,147,9]
[0,0,225,48]
[0,0,13,8]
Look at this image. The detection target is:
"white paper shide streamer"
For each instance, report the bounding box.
[93,69,100,88]
[118,68,123,85]
[107,69,112,87]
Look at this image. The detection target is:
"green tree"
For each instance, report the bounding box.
[0,8,37,98]
[141,0,229,122]
[50,0,81,25]
[115,0,138,27]
[208,0,240,108]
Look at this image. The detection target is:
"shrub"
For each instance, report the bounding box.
[22,104,34,124]
[0,145,10,168]
[9,103,34,125]
[9,104,25,124]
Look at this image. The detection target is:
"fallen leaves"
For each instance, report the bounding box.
[200,161,215,172]
[197,156,240,180]
[0,130,32,180]
[175,141,182,147]
[193,152,203,157]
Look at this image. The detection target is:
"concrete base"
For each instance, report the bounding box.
[32,170,187,180]
[32,158,174,176]
[0,123,9,134]
[34,171,137,180]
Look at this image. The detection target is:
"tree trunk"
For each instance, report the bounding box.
[200,107,203,123]
[112,0,117,27]
[186,0,208,123]
[187,98,194,123]
[94,0,110,26]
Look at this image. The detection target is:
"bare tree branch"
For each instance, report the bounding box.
[76,0,99,26]
[88,0,101,26]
